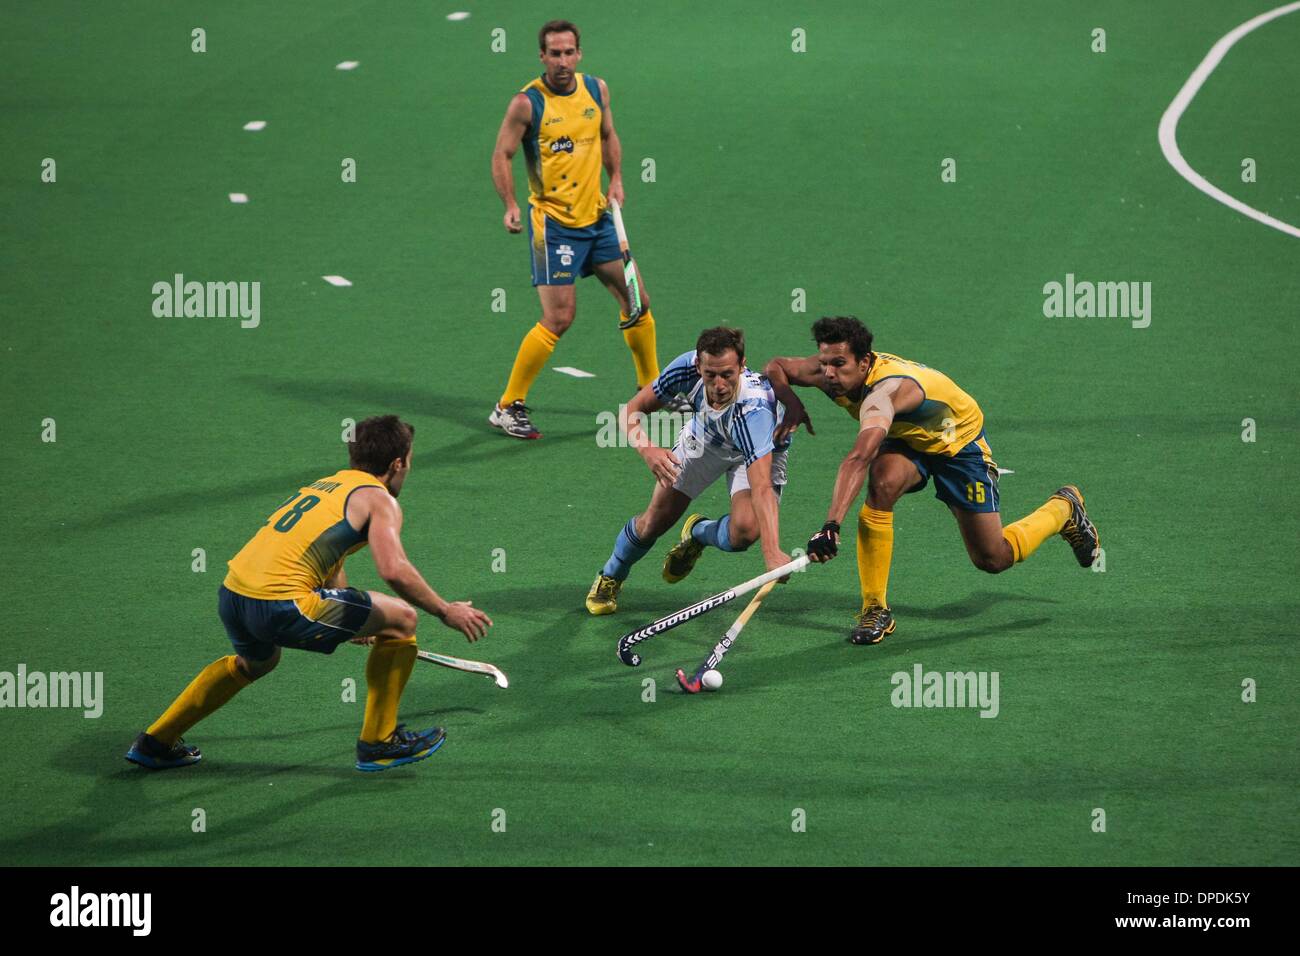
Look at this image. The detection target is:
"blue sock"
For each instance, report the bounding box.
[690,515,739,552]
[601,517,656,580]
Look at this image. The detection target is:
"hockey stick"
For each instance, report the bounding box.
[416,649,509,689]
[616,554,809,666]
[676,580,777,693]
[608,199,644,328]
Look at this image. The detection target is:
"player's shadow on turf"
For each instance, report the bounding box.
[892,591,1059,621]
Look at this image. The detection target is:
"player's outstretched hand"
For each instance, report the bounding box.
[806,521,840,562]
[767,550,795,583]
[774,400,814,444]
[443,601,493,642]
[642,446,682,487]
[503,206,522,233]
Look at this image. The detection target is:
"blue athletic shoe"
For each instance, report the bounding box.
[125,731,202,770]
[355,724,446,772]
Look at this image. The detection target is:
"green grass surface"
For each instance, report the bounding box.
[1,1,1296,866]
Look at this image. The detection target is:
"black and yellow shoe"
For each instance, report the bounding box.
[1051,485,1099,567]
[586,573,622,615]
[662,513,708,583]
[850,605,896,645]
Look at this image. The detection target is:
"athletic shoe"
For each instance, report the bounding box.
[125,731,202,770]
[663,513,708,583]
[586,573,622,615]
[1051,485,1099,567]
[489,401,541,440]
[355,724,445,772]
[850,605,896,645]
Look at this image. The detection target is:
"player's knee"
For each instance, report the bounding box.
[541,307,575,334]
[728,517,758,550]
[394,603,418,634]
[972,550,1011,574]
[866,480,902,510]
[239,647,280,681]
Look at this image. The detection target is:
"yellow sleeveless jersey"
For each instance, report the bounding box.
[520,72,606,228]
[833,352,988,458]
[223,469,387,599]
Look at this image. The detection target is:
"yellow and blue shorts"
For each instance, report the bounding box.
[528,206,621,286]
[217,584,372,661]
[883,432,1001,513]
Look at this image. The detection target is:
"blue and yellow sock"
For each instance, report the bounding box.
[601,517,658,581]
[690,515,739,552]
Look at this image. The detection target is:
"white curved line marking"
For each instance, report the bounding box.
[1158,1,1300,239]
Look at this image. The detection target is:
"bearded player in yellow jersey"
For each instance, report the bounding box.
[766,317,1099,645]
[126,416,493,772]
[488,19,660,439]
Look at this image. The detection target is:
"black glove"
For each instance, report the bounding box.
[807,521,841,561]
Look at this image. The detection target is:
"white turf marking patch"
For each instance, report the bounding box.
[228,193,249,204]
[335,60,360,71]
[996,468,1015,476]
[242,120,267,131]
[1158,2,1300,239]
[446,11,471,21]
[321,275,353,287]
[554,366,596,378]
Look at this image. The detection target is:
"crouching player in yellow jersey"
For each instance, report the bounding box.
[488,19,660,439]
[126,416,493,772]
[766,317,1099,645]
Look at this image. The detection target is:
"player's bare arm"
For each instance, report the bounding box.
[745,452,792,575]
[597,78,624,207]
[621,383,679,486]
[765,355,824,443]
[809,378,922,562]
[350,487,493,640]
[491,93,532,233]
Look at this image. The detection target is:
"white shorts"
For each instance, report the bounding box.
[671,430,789,500]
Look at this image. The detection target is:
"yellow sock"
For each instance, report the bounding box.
[500,322,560,406]
[147,655,251,746]
[856,505,894,609]
[621,309,659,387]
[1002,496,1071,562]
[360,635,418,743]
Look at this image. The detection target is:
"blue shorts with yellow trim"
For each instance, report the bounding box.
[528,206,621,286]
[883,433,1001,513]
[217,584,373,661]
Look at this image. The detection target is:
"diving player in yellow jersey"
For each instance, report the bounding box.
[766,317,1100,645]
[126,416,493,772]
[488,19,660,439]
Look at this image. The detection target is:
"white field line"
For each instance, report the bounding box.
[1158,2,1300,239]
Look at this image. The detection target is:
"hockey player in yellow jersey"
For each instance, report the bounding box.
[766,317,1099,645]
[126,416,493,772]
[488,19,661,439]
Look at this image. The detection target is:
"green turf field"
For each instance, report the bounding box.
[1,1,1296,866]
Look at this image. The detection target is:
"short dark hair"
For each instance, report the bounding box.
[696,326,745,362]
[812,316,873,361]
[349,415,415,475]
[539,19,580,50]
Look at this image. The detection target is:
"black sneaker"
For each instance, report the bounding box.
[489,401,541,440]
[1051,485,1099,567]
[125,731,202,770]
[355,724,445,772]
[850,605,896,645]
